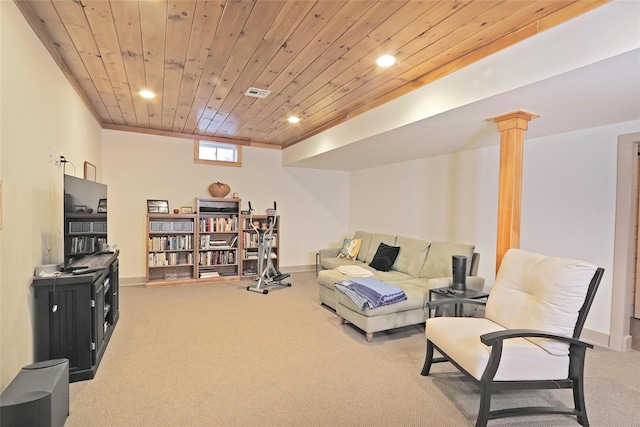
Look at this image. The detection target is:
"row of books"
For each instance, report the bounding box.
[68,237,107,254]
[199,235,237,249]
[242,249,277,260]
[242,232,278,248]
[148,235,193,251]
[199,270,238,278]
[242,217,276,230]
[199,250,236,266]
[148,252,194,267]
[199,217,237,232]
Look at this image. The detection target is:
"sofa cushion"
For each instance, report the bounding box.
[369,243,401,272]
[369,270,414,283]
[420,241,475,278]
[393,236,430,277]
[337,238,362,261]
[353,231,373,262]
[364,233,397,263]
[486,248,597,356]
[321,257,366,271]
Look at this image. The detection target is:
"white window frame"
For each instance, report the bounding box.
[194,140,242,167]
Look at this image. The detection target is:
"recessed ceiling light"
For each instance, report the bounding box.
[139,90,155,99]
[376,55,397,68]
[288,116,300,124]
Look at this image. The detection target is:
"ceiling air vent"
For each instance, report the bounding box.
[244,87,271,99]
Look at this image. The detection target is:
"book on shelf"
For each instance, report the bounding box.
[198,250,236,266]
[148,235,193,251]
[148,251,194,267]
[242,249,276,260]
[199,271,219,278]
[198,217,238,232]
[199,235,237,249]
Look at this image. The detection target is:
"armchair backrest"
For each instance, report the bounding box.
[485,249,599,356]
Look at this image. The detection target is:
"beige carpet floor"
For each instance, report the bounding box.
[66,271,640,426]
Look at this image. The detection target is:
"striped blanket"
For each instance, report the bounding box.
[334,277,407,311]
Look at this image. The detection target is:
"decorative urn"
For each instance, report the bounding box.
[208,182,230,198]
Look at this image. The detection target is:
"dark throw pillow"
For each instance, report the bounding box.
[368,242,401,272]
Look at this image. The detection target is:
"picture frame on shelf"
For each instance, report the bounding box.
[147,199,169,214]
[84,161,96,181]
[97,198,107,213]
[180,206,193,214]
[74,205,87,213]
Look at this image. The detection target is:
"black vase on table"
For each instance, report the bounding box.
[452,255,467,291]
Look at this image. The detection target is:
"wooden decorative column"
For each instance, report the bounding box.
[489,110,538,273]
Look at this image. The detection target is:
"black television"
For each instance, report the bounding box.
[63,174,108,266]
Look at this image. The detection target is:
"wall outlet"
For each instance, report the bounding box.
[48,148,62,165]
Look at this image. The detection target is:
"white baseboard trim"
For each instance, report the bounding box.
[581,328,608,348]
[121,276,146,286]
[279,265,314,273]
[608,332,632,352]
[120,267,314,287]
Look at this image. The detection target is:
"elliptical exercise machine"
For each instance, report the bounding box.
[246,201,291,294]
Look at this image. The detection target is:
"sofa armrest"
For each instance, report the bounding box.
[318,248,340,270]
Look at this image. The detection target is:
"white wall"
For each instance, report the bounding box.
[350,142,500,279]
[0,2,103,389]
[349,120,640,339]
[101,130,349,282]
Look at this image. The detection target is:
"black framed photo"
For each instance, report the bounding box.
[73,205,87,213]
[147,199,169,214]
[97,198,107,213]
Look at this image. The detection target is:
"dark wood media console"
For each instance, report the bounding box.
[32,251,119,382]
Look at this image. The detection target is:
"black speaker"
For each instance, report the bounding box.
[0,359,69,427]
[452,255,467,291]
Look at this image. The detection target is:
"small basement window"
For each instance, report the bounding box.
[194,140,242,167]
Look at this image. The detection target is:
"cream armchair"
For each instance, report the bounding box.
[421,248,604,427]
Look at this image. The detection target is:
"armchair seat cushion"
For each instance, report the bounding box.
[426,317,570,381]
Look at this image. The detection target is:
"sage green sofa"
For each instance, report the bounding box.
[318,231,484,342]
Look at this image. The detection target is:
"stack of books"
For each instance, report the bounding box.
[199,270,219,278]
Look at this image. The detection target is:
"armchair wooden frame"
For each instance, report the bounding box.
[421,267,604,427]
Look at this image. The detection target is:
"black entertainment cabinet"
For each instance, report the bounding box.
[32,252,119,382]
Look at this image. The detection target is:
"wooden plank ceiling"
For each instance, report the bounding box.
[15,0,607,149]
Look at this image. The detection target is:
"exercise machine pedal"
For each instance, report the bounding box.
[272,273,290,282]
